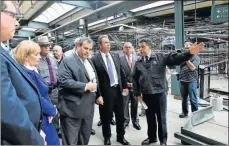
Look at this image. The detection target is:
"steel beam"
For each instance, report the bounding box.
[17,30,35,37]
[27,21,49,29]
[174,132,208,145]
[39,1,153,36]
[181,128,227,145]
[60,1,93,9]
[60,1,105,10]
[89,15,134,31]
[209,88,229,96]
[28,1,54,22]
[134,0,204,17]
[83,19,88,37]
[49,7,84,26]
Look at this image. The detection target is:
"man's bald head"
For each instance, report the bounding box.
[53,45,63,60]
[123,42,134,56]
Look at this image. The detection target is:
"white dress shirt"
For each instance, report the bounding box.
[1,42,9,51]
[144,51,152,62]
[100,51,119,86]
[76,52,97,92]
[24,65,39,73]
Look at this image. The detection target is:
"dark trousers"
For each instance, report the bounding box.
[143,93,167,144]
[180,81,198,114]
[48,88,60,134]
[60,106,94,145]
[99,86,125,139]
[123,90,139,124]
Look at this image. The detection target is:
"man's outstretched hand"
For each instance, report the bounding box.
[189,42,205,54]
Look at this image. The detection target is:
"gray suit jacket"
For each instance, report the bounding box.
[58,50,98,119]
[120,53,138,84]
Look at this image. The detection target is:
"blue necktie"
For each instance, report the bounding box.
[106,54,115,85]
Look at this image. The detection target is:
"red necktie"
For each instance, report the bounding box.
[128,55,132,68]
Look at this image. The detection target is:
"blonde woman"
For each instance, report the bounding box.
[13,40,60,145]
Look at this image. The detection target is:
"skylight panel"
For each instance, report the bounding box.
[33,2,76,23]
[88,16,117,27]
[130,1,174,12]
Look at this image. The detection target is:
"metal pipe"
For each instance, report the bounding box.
[39,1,123,37]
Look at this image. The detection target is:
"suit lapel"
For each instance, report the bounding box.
[123,55,131,73]
[110,52,119,72]
[72,50,90,81]
[131,54,137,72]
[98,52,109,75]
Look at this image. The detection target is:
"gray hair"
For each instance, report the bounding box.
[77,37,93,47]
[53,45,62,50]
[139,38,156,49]
[74,37,81,45]
[97,35,109,45]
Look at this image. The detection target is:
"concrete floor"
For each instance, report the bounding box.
[88,92,228,145]
[59,74,228,145]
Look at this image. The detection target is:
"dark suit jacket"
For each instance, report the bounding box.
[0,47,44,145]
[92,52,127,99]
[58,50,99,119]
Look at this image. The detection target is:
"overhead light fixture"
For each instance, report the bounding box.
[119,25,124,31]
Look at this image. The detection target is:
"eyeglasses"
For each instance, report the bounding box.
[1,9,19,19]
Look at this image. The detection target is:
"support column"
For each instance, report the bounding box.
[84,19,88,37]
[171,0,184,99]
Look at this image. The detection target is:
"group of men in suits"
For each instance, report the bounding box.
[58,35,133,145]
[1,2,205,145]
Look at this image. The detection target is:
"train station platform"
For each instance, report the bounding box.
[88,92,228,145]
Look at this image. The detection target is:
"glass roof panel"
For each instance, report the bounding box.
[88,16,119,27]
[130,1,174,12]
[33,2,76,23]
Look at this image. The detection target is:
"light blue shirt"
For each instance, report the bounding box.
[100,51,119,86]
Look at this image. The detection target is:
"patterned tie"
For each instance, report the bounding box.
[106,54,115,85]
[128,54,132,68]
[46,57,55,84]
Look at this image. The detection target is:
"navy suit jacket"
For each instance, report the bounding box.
[22,66,57,126]
[0,46,44,145]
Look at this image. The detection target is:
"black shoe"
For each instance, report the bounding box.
[111,119,116,125]
[104,138,111,145]
[117,136,130,145]
[91,129,95,135]
[97,120,102,126]
[141,138,158,145]
[133,122,141,130]
[179,113,188,118]
[124,123,129,128]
